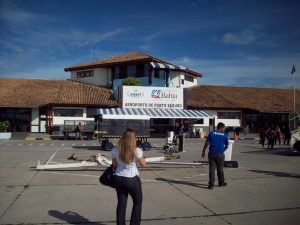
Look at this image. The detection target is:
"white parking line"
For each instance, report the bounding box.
[82,143,86,146]
[47,171,99,178]
[46,148,60,164]
[18,143,23,147]
[39,143,44,146]
[29,143,33,146]
[51,143,55,146]
[61,143,65,147]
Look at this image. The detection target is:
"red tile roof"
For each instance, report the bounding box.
[187,85,300,113]
[1,78,298,113]
[64,51,203,77]
[0,78,118,108]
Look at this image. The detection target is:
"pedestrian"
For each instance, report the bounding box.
[112,128,147,225]
[233,127,239,141]
[175,124,185,152]
[202,122,229,189]
[267,126,276,149]
[283,125,291,145]
[259,127,267,147]
[274,125,281,145]
[74,123,82,140]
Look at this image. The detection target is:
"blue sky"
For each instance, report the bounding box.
[0,0,299,89]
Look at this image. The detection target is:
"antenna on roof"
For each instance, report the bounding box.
[90,47,93,61]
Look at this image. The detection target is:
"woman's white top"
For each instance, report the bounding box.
[111,147,143,178]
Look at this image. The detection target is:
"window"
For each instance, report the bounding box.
[144,64,149,77]
[184,75,194,82]
[154,69,160,78]
[127,65,136,76]
[194,119,204,124]
[76,70,94,78]
[113,66,120,79]
[136,64,144,77]
[54,109,83,117]
[217,111,241,119]
[181,79,184,85]
[86,108,97,118]
[152,118,170,125]
[119,65,127,79]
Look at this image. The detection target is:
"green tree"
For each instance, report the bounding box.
[122,77,141,86]
[0,120,10,132]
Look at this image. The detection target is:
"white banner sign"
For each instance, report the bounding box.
[122,86,184,109]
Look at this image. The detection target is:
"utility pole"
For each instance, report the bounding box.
[291,64,296,129]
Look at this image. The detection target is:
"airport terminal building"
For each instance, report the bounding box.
[0,51,299,137]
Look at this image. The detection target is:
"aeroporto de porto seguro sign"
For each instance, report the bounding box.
[122,86,184,109]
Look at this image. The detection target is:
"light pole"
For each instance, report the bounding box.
[291,64,296,129]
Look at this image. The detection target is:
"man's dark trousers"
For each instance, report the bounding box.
[208,153,225,185]
[178,135,183,152]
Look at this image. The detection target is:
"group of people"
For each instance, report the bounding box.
[111,122,229,224]
[259,124,291,149]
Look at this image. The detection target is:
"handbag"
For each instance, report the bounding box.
[99,165,115,188]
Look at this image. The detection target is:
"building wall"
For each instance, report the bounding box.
[205,110,242,128]
[52,107,94,125]
[70,68,112,87]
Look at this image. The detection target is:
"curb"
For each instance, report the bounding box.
[25,137,51,141]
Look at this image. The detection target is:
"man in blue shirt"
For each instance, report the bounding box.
[202,122,229,189]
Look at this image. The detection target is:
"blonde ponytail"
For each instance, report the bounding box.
[118,129,136,164]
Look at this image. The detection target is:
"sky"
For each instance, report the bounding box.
[0,0,299,89]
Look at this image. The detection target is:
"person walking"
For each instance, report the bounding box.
[274,125,281,145]
[175,124,185,152]
[202,122,229,189]
[283,125,291,145]
[74,122,82,140]
[259,127,267,148]
[112,128,147,225]
[267,126,276,149]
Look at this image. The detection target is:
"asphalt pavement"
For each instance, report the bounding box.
[0,138,299,225]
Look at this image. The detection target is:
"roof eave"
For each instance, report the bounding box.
[64,58,155,72]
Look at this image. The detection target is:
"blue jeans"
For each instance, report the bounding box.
[113,175,143,225]
[208,153,225,185]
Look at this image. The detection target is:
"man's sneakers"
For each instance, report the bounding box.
[218,182,228,187]
[208,184,214,189]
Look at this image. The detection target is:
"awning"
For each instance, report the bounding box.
[150,62,187,70]
[97,108,212,119]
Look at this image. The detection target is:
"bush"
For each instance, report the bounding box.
[0,120,10,132]
[122,77,141,86]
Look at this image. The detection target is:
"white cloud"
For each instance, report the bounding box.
[171,55,300,89]
[221,26,262,45]
[0,1,33,26]
[68,27,130,48]
[0,1,58,30]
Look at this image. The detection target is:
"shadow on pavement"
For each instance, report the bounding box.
[241,148,300,156]
[48,210,107,225]
[155,177,208,189]
[248,169,300,179]
[72,146,103,151]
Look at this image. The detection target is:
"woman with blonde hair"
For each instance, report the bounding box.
[112,128,147,225]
